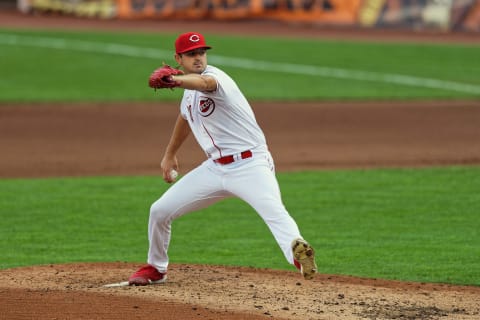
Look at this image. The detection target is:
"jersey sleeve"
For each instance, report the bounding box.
[202,69,219,93]
[180,110,188,120]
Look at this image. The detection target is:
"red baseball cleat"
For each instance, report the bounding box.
[128,265,167,286]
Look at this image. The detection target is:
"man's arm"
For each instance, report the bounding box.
[161,114,191,183]
[172,74,217,92]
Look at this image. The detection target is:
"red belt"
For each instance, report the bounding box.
[214,150,253,165]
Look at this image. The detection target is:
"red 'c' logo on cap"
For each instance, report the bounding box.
[189,34,200,42]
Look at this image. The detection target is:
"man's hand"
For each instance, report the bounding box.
[149,65,184,89]
[161,155,179,183]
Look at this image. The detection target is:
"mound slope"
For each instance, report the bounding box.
[1,262,479,320]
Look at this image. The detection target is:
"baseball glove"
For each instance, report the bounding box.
[149,64,184,89]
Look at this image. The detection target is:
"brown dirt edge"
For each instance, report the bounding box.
[1,262,479,320]
[2,100,480,178]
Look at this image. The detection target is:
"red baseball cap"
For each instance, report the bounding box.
[175,32,212,54]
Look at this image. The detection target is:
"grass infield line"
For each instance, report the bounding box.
[1,33,480,95]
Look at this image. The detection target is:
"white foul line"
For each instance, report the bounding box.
[1,33,479,95]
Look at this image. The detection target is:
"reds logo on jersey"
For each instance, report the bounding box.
[198,97,215,117]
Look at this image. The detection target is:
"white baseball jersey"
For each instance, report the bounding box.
[180,65,266,159]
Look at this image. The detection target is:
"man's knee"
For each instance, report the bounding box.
[149,201,171,224]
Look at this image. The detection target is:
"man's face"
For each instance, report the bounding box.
[175,48,208,74]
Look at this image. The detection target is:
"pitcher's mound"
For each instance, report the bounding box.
[1,262,479,319]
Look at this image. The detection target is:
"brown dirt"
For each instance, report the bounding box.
[1,263,480,320]
[1,11,480,320]
[1,100,480,178]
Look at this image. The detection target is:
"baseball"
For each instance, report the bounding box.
[170,169,178,180]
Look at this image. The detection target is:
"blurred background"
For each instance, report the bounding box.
[1,0,479,34]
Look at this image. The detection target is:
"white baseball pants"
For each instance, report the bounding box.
[146,150,303,272]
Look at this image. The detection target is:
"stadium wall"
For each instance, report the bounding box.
[15,0,480,32]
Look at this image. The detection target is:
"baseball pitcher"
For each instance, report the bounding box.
[127,32,317,286]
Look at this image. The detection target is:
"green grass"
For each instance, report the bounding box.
[1,167,479,286]
[1,28,479,102]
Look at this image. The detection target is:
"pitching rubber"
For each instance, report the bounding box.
[103,275,167,287]
[103,281,129,287]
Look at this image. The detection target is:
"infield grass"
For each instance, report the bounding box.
[1,167,479,286]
